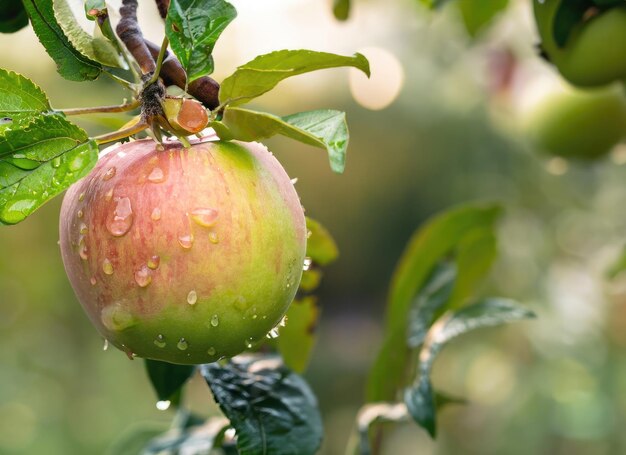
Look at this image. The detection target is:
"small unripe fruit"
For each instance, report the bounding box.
[162,97,209,135]
[534,0,626,87]
[60,137,306,364]
[526,86,626,160]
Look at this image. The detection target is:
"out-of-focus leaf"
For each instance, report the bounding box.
[407,261,456,348]
[404,298,535,437]
[219,50,370,106]
[52,0,123,68]
[447,226,497,311]
[144,359,196,403]
[608,245,626,279]
[552,0,589,47]
[142,417,230,455]
[106,423,168,455]
[0,69,51,134]
[456,0,509,37]
[201,355,323,455]
[213,108,350,173]
[0,2,28,33]
[277,297,320,373]
[367,204,502,402]
[418,0,452,9]
[306,217,339,265]
[299,269,322,292]
[0,115,98,224]
[333,0,351,20]
[166,0,237,82]
[22,0,101,81]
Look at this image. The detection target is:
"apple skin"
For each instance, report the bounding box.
[526,86,626,160]
[534,0,626,87]
[59,136,306,364]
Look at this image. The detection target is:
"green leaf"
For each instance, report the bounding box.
[52,0,123,68]
[404,298,535,437]
[456,0,509,37]
[144,359,196,403]
[333,0,351,21]
[21,0,101,81]
[607,245,626,279]
[366,204,502,402]
[277,297,320,374]
[418,0,452,9]
[407,261,456,349]
[106,423,169,455]
[0,115,98,224]
[219,50,370,106]
[166,0,237,82]
[0,2,28,34]
[306,217,339,265]
[552,0,590,47]
[214,107,350,173]
[142,417,230,455]
[0,68,52,133]
[201,355,323,455]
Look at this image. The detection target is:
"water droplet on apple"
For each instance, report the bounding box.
[90,276,97,286]
[178,233,194,249]
[154,334,166,348]
[79,223,88,235]
[190,208,218,227]
[147,255,160,270]
[290,177,298,185]
[102,339,109,350]
[101,302,136,331]
[78,192,85,201]
[303,257,312,271]
[266,328,280,339]
[187,290,198,305]
[77,209,84,219]
[103,166,116,181]
[208,232,219,244]
[78,236,88,260]
[107,197,133,236]
[147,167,165,183]
[279,315,288,327]
[105,188,114,202]
[151,207,161,221]
[102,258,114,275]
[210,314,219,327]
[177,338,188,350]
[134,265,152,287]
[156,400,171,411]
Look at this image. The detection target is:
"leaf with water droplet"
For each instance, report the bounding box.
[0,115,97,224]
[200,355,323,455]
[145,358,196,403]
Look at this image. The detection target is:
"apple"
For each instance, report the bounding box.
[533,0,626,87]
[59,136,306,364]
[525,85,626,160]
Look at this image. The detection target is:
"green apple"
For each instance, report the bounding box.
[526,85,626,160]
[534,0,626,87]
[59,137,306,364]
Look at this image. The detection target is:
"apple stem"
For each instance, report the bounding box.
[147,36,170,86]
[59,99,141,116]
[94,121,149,145]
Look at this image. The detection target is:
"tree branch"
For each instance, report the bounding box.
[155,0,170,19]
[116,0,156,74]
[145,40,220,110]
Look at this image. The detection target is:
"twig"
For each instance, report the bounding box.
[144,39,220,109]
[155,0,170,19]
[94,121,148,145]
[60,99,140,116]
[147,36,170,85]
[116,0,156,74]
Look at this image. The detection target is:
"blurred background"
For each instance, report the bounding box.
[2,0,626,454]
